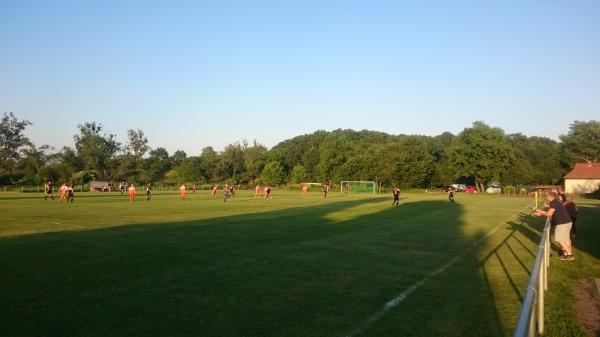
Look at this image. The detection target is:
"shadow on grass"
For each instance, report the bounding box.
[365,204,543,337]
[574,203,600,260]
[0,196,547,337]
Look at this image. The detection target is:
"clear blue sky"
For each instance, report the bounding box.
[1,0,599,155]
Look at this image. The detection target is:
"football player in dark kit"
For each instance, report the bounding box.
[44,181,54,200]
[392,186,400,206]
[224,184,233,202]
[322,182,329,199]
[146,184,153,201]
[66,184,75,202]
[448,189,455,203]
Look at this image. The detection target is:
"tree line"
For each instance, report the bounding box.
[1,112,599,190]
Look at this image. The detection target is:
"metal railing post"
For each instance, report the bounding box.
[547,230,550,269]
[528,306,536,337]
[538,260,544,335]
[544,226,549,291]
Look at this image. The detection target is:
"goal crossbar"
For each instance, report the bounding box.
[301,182,324,186]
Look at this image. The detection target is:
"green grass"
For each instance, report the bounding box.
[1,190,599,337]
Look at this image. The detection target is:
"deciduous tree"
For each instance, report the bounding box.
[560,120,600,163]
[261,161,284,185]
[449,122,513,191]
[73,122,120,181]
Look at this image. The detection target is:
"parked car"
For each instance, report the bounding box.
[451,184,466,192]
[486,187,502,194]
[466,186,477,193]
[486,183,502,194]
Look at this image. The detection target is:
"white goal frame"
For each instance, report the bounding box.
[340,181,377,194]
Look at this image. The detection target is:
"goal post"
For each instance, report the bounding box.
[340,181,377,194]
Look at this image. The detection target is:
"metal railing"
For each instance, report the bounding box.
[513,216,551,337]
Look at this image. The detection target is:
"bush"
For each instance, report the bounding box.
[261,162,284,185]
[290,165,308,184]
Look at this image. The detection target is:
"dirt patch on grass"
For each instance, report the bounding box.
[572,279,600,337]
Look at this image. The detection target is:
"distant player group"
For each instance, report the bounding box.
[41,180,336,203]
[117,181,153,202]
[253,184,273,199]
[40,181,432,207]
[116,182,272,203]
[43,181,75,202]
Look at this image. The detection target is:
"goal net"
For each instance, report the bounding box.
[340,181,377,194]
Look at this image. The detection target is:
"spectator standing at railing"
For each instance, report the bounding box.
[557,187,567,203]
[534,191,574,261]
[564,197,578,239]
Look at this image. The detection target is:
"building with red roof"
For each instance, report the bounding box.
[564,163,600,194]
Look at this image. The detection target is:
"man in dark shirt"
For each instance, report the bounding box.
[564,198,578,238]
[534,191,574,260]
[557,189,567,203]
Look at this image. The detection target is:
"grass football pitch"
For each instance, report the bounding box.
[1,190,599,337]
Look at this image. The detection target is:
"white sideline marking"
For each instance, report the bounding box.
[344,206,531,337]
